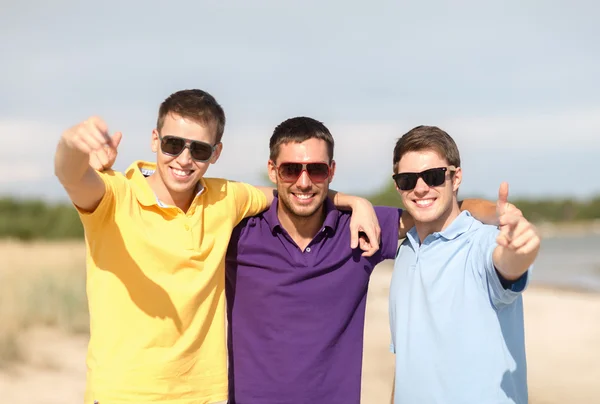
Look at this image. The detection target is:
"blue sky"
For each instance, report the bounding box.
[1,0,598,202]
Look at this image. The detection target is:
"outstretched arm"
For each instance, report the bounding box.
[493,182,541,280]
[55,116,122,212]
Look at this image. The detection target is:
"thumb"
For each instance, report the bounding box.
[497,181,509,214]
[109,131,123,149]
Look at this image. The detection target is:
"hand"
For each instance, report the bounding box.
[496,213,541,255]
[349,198,381,257]
[496,182,539,251]
[89,131,122,171]
[61,116,121,169]
[496,182,522,219]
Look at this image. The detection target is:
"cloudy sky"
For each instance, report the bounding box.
[1,0,598,202]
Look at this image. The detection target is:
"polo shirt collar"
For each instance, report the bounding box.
[125,160,205,207]
[438,210,475,240]
[406,210,475,246]
[264,193,339,236]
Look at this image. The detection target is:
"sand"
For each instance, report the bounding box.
[1,263,600,403]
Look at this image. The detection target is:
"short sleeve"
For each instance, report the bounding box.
[74,170,125,232]
[472,226,531,310]
[374,206,402,261]
[229,182,269,225]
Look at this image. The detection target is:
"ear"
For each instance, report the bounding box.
[210,142,223,164]
[151,129,160,153]
[328,160,336,183]
[267,160,278,184]
[452,167,462,192]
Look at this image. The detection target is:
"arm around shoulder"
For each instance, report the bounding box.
[229,182,271,223]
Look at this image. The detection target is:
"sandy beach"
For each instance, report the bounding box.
[0,260,599,403]
[361,264,600,403]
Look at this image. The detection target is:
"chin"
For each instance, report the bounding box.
[166,179,199,194]
[405,206,442,225]
[290,205,320,218]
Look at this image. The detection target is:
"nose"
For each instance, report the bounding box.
[296,170,312,189]
[413,177,430,194]
[176,147,193,165]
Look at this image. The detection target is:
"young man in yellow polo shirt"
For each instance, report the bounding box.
[54,89,379,404]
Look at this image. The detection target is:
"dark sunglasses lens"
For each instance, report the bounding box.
[422,168,447,187]
[306,163,329,181]
[396,174,417,191]
[279,163,303,181]
[190,141,213,161]
[161,137,185,155]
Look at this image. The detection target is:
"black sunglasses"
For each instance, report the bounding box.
[158,134,217,162]
[276,162,331,183]
[392,166,456,191]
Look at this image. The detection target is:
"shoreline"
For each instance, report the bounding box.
[536,219,600,238]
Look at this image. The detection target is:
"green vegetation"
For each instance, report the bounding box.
[1,191,599,241]
[0,197,84,240]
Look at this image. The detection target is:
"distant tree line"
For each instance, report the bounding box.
[0,197,84,240]
[1,189,599,241]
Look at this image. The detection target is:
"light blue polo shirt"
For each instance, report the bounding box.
[389,211,530,404]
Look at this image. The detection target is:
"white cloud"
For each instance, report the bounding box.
[444,107,600,152]
[0,120,62,184]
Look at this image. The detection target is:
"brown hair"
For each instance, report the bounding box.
[392,125,461,173]
[157,89,226,143]
[269,117,334,162]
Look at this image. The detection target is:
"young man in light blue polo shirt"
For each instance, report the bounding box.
[388,125,541,404]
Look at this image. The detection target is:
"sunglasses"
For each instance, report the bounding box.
[392,166,456,191]
[276,162,331,183]
[158,134,217,162]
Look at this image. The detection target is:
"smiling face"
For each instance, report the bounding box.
[151,113,222,198]
[268,138,335,219]
[396,149,462,234]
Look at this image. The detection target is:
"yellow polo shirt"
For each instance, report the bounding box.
[76,161,268,404]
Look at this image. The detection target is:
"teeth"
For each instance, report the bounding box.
[295,194,312,200]
[415,199,434,206]
[172,168,191,177]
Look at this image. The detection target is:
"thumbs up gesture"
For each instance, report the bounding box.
[496,182,540,254]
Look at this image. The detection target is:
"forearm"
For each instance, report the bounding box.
[492,246,538,281]
[459,198,497,225]
[54,138,93,186]
[328,190,360,210]
[398,211,414,239]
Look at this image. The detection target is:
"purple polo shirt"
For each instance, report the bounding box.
[225,196,401,404]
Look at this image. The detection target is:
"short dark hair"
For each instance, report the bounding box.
[392,125,461,173]
[157,89,226,143]
[269,117,334,162]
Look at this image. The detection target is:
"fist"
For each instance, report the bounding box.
[62,116,121,170]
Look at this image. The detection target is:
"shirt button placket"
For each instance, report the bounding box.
[184,221,194,249]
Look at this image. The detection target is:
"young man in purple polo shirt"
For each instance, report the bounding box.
[225,117,504,403]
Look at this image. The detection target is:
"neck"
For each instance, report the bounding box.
[147,173,196,212]
[277,203,326,251]
[414,200,461,243]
